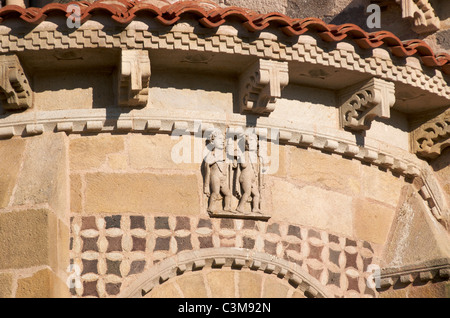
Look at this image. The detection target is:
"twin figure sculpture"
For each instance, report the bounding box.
[203,129,266,215]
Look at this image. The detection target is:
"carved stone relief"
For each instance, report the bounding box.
[203,128,270,221]
[119,49,151,107]
[338,77,396,131]
[395,0,440,34]
[412,108,450,159]
[239,59,289,116]
[0,54,32,110]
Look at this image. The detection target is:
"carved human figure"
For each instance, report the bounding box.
[236,133,264,214]
[204,130,233,213]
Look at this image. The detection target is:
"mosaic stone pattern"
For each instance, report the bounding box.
[70,215,378,298]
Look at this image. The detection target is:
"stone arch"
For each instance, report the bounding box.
[119,248,334,298]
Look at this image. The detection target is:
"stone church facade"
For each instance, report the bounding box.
[0,0,448,298]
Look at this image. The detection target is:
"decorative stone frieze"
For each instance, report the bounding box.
[412,108,450,159]
[239,59,289,116]
[0,54,32,111]
[395,0,440,34]
[338,78,396,131]
[119,50,151,108]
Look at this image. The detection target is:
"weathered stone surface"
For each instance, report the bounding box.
[289,148,361,196]
[70,134,125,171]
[361,165,404,208]
[0,138,26,208]
[70,174,82,214]
[262,275,290,298]
[85,173,200,215]
[238,271,262,298]
[175,272,208,298]
[206,270,235,298]
[13,133,68,216]
[382,189,450,269]
[0,273,13,298]
[146,281,182,298]
[0,209,57,270]
[353,199,396,245]
[129,134,199,171]
[16,268,69,298]
[271,181,353,237]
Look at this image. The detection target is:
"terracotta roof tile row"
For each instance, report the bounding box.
[0,0,449,74]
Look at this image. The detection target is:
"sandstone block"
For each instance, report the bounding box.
[85,173,200,215]
[271,180,353,237]
[262,275,290,298]
[146,281,182,298]
[129,134,199,171]
[0,138,26,208]
[361,165,404,207]
[16,268,69,298]
[353,199,396,245]
[70,134,125,171]
[289,148,361,195]
[13,133,68,217]
[70,174,82,214]
[238,271,262,298]
[0,273,13,298]
[206,270,235,298]
[175,272,208,298]
[0,209,57,270]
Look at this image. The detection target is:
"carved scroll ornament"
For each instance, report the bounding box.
[239,59,289,116]
[338,77,396,131]
[412,108,450,159]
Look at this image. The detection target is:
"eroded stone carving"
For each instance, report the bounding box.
[395,0,440,34]
[203,129,270,220]
[119,50,151,107]
[239,59,289,116]
[412,108,450,159]
[204,130,233,213]
[0,54,32,110]
[338,77,396,131]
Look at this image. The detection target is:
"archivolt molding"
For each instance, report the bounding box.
[377,258,450,289]
[119,248,334,298]
[0,22,448,100]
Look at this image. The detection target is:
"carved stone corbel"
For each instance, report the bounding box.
[338,77,396,131]
[239,59,289,116]
[412,108,450,159]
[0,55,32,111]
[395,0,440,34]
[119,50,151,107]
